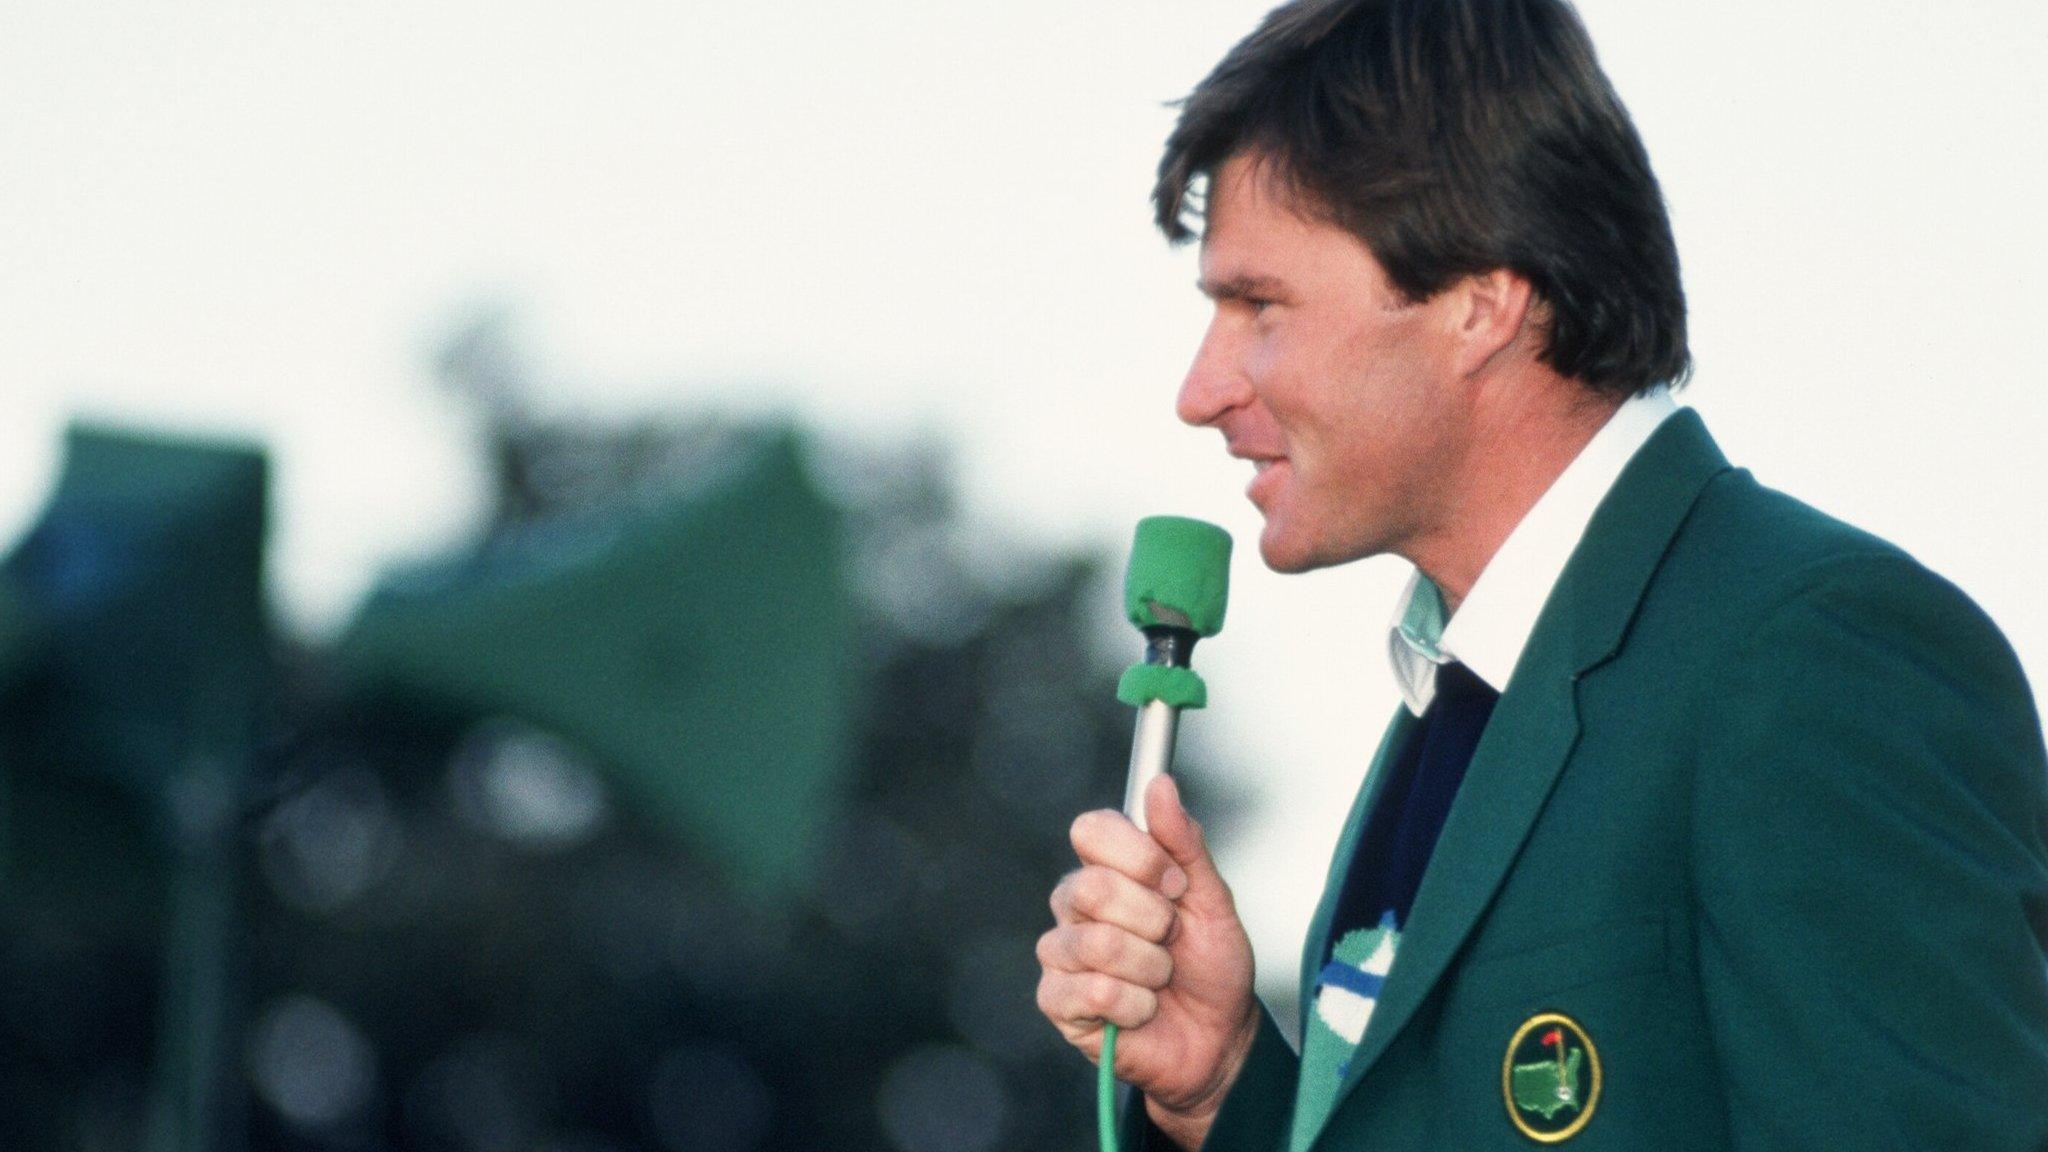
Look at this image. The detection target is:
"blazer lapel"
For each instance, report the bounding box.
[1300,409,1733,1149]
[1321,630,1581,1117]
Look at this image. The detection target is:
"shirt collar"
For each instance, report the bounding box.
[1388,390,1679,715]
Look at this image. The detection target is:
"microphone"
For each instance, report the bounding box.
[1116,516,1232,831]
[1099,515,1231,1152]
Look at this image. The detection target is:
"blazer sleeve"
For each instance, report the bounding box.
[1691,554,2048,1149]
[1118,1004,1300,1151]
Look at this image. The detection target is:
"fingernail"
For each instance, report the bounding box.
[1161,865,1189,899]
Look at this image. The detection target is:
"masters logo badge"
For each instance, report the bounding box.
[1502,1012,1600,1143]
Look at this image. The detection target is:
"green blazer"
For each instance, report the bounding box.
[1126,409,2048,1150]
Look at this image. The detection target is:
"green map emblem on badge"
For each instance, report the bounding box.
[1502,1012,1600,1143]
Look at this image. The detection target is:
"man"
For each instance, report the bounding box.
[1035,0,2048,1149]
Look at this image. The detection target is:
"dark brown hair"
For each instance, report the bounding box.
[1156,0,1690,396]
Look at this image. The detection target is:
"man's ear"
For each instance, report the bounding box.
[1452,269,1536,378]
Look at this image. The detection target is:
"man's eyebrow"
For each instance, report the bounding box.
[1197,273,1287,301]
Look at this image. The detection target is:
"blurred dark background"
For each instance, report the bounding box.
[0,315,1239,1152]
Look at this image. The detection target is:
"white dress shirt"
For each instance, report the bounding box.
[1388,390,1680,715]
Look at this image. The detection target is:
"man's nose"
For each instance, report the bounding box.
[1176,319,1249,428]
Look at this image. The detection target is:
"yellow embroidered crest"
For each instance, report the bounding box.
[1502,1012,1601,1143]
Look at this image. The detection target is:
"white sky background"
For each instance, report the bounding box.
[3,1,2045,1003]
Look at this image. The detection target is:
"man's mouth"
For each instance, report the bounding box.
[1246,457,1288,505]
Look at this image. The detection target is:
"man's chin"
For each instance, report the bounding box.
[1257,522,1378,574]
[1256,528,1329,575]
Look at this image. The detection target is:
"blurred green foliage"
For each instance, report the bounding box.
[336,426,855,898]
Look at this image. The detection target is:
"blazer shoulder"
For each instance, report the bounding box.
[1665,468,1997,630]
[1635,467,2037,721]
[1683,468,1907,585]
[1670,469,2042,757]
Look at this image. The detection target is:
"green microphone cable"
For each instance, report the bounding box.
[1100,516,1231,1152]
[1099,1024,1121,1152]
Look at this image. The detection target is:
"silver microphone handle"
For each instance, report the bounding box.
[1121,699,1180,834]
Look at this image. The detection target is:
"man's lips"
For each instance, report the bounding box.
[1241,455,1289,505]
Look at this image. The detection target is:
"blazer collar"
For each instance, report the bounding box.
[1297,407,1732,1151]
[1536,406,1733,676]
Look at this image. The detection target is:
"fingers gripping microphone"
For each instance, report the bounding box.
[1100,516,1231,1152]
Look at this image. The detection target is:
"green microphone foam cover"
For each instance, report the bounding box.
[1123,516,1232,637]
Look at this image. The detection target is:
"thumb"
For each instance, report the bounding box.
[1144,775,1234,917]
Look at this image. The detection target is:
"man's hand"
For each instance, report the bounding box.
[1037,775,1258,1151]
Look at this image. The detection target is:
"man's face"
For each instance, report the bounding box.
[1179,152,1472,574]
